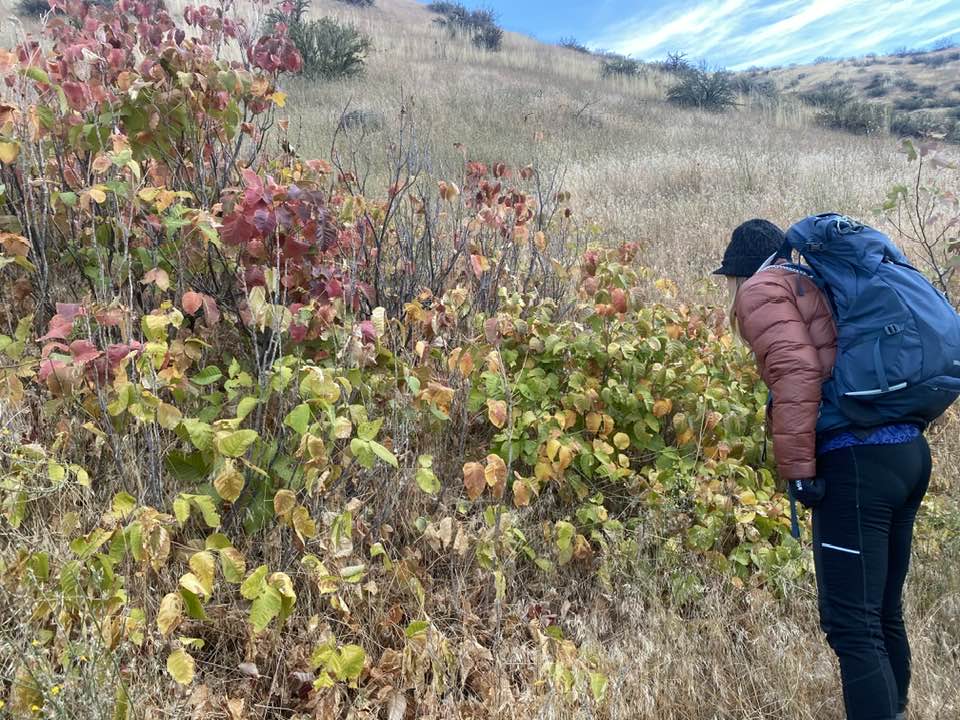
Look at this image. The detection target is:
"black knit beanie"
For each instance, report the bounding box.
[713,219,786,277]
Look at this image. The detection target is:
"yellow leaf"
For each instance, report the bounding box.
[213,461,245,503]
[189,551,216,596]
[273,489,296,520]
[157,592,183,636]
[291,505,317,540]
[166,649,195,685]
[157,402,182,430]
[0,139,19,164]
[613,432,630,450]
[89,187,107,204]
[586,412,601,434]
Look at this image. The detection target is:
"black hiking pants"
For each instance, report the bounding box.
[813,435,932,720]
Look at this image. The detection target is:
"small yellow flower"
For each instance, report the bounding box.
[50,685,62,696]
[31,704,41,713]
[31,639,40,647]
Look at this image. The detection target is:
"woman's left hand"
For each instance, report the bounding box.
[790,477,826,508]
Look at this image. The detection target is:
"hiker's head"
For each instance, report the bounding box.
[716,219,785,332]
[714,219,786,293]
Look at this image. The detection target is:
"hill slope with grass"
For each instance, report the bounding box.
[742,45,960,140]
[0,2,957,719]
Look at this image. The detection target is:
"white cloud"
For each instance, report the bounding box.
[589,0,960,69]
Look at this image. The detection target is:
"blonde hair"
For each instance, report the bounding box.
[727,276,747,338]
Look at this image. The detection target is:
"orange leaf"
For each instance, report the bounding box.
[484,454,507,498]
[463,462,485,501]
[652,399,673,418]
[182,291,203,315]
[487,399,507,429]
[512,479,532,508]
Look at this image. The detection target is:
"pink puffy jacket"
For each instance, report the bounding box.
[735,265,838,480]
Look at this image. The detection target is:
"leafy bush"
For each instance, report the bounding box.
[290,16,372,78]
[667,69,737,111]
[600,56,641,78]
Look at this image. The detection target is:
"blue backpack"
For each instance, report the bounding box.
[779,213,960,433]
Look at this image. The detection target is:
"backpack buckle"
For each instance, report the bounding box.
[884,323,902,336]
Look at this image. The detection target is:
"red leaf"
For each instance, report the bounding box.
[182,291,203,315]
[56,303,84,321]
[201,294,220,325]
[69,339,102,365]
[62,81,88,111]
[93,307,124,327]
[359,321,376,344]
[39,314,74,341]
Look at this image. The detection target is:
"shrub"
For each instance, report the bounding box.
[895,96,925,112]
[657,51,693,76]
[472,23,503,51]
[600,56,641,78]
[667,69,737,111]
[889,111,943,138]
[290,16,371,79]
[559,36,590,54]
[817,100,887,134]
[428,1,503,52]
[16,0,50,16]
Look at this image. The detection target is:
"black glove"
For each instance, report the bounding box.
[789,477,825,509]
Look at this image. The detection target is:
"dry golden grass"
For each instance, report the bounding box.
[279,0,917,302]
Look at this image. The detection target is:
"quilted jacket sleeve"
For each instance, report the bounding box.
[735,275,822,480]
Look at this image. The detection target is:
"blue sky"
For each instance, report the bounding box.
[437,1,960,70]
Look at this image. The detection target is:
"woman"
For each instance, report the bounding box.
[716,219,931,720]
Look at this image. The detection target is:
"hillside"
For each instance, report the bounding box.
[743,45,960,139]
[267,0,939,298]
[0,2,957,719]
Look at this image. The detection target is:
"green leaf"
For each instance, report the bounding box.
[249,585,282,633]
[337,645,365,681]
[25,66,50,83]
[241,565,269,600]
[216,429,258,458]
[357,418,383,441]
[590,672,608,701]
[404,620,429,638]
[112,492,137,519]
[555,520,575,551]
[192,366,223,386]
[179,588,207,620]
[173,496,191,525]
[57,191,78,208]
[236,396,259,421]
[350,438,374,469]
[191,495,221,528]
[284,403,312,435]
[369,441,398,468]
[181,418,214,451]
[415,465,440,494]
